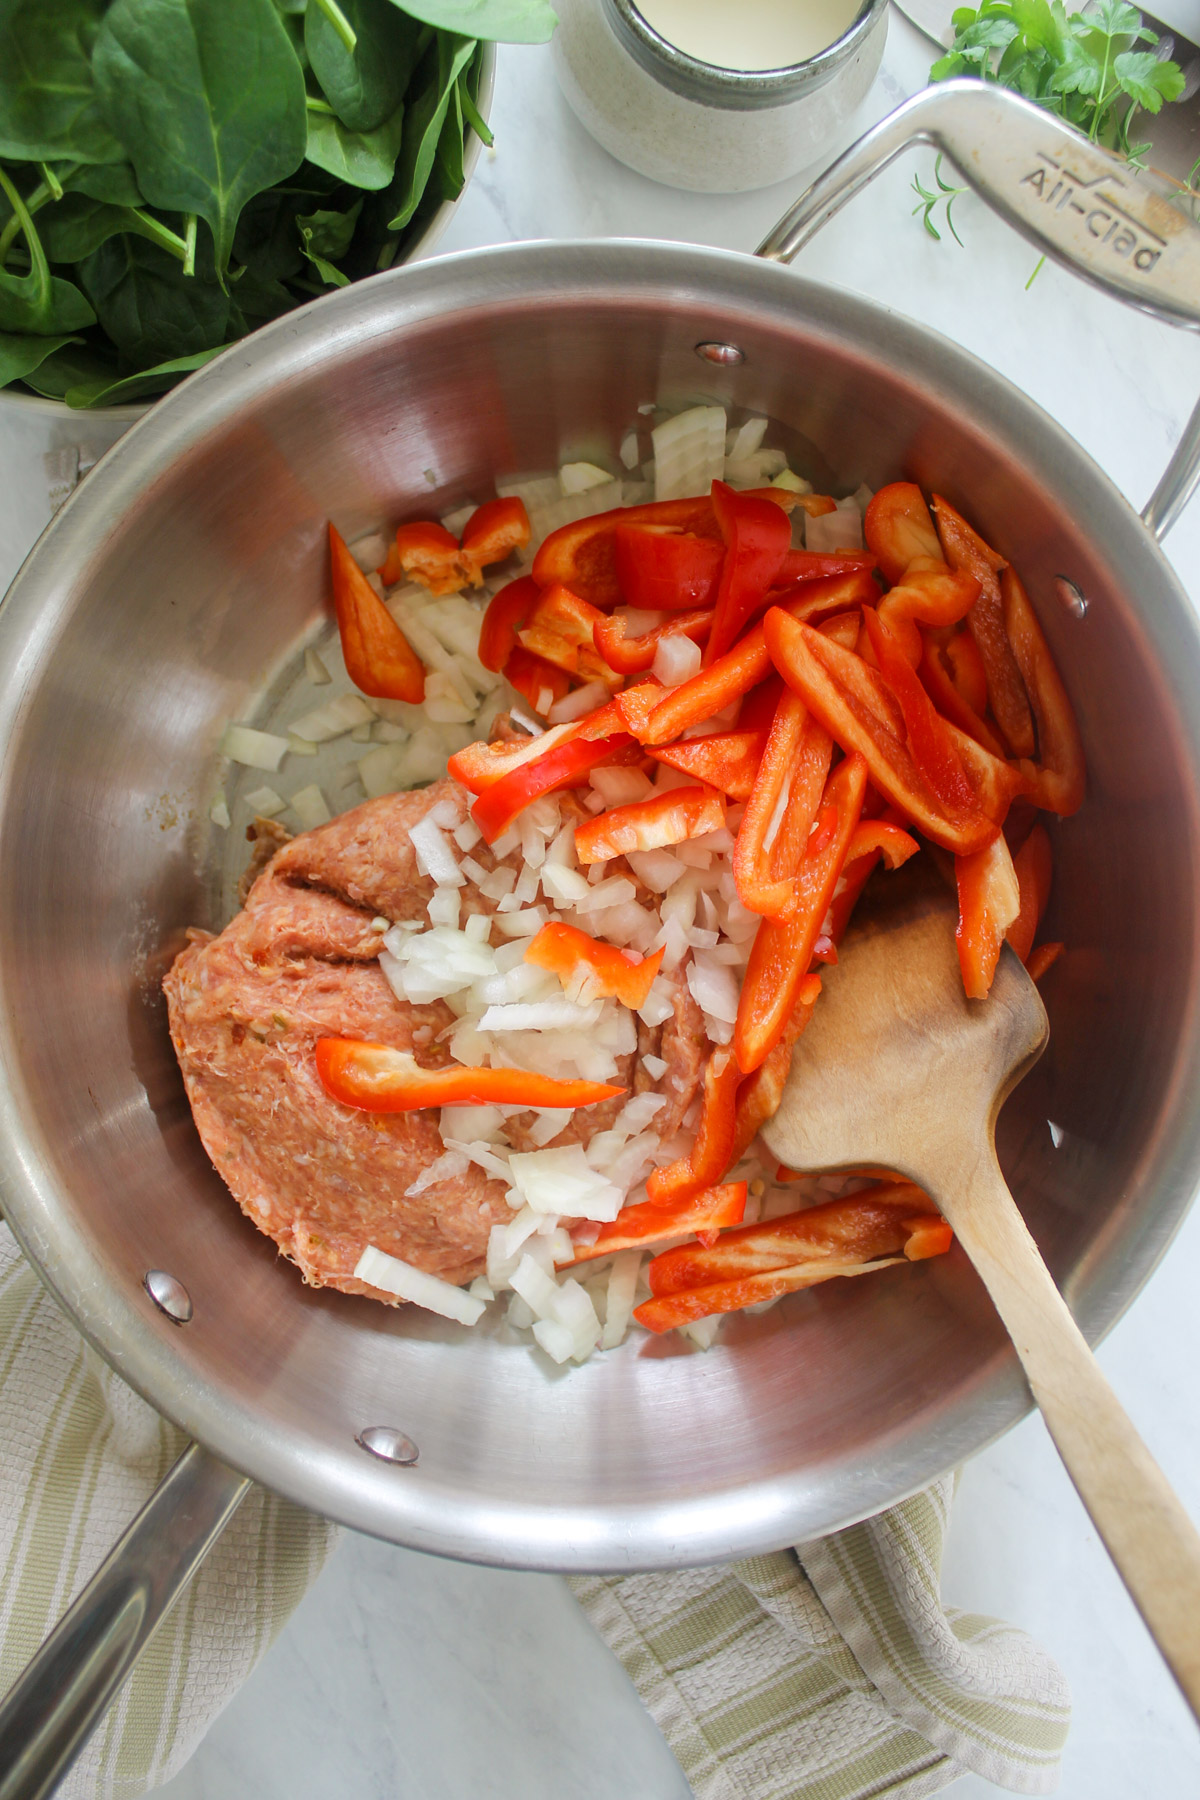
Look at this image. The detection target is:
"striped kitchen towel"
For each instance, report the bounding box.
[571,1481,1071,1798]
[0,1224,338,1799]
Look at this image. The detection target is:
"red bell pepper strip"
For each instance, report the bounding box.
[945,718,1028,823]
[733,697,833,919]
[533,489,794,609]
[518,583,619,687]
[955,832,1022,999]
[634,1186,950,1332]
[593,606,713,675]
[1026,941,1063,982]
[524,920,664,1009]
[479,574,539,672]
[458,497,531,582]
[566,1183,748,1264]
[329,524,426,704]
[614,525,726,611]
[775,547,876,582]
[918,629,1008,760]
[863,607,986,824]
[648,728,767,800]
[876,557,981,666]
[942,626,990,716]
[1001,566,1085,817]
[380,520,463,594]
[315,1040,625,1112]
[763,608,998,856]
[734,751,869,1072]
[864,483,943,583]
[646,1046,743,1208]
[842,817,919,871]
[1005,821,1053,964]
[726,972,822,1168]
[736,673,785,733]
[503,645,572,716]
[932,494,1036,758]
[448,718,584,794]
[471,727,636,843]
[574,783,726,864]
[706,479,793,664]
[793,494,838,518]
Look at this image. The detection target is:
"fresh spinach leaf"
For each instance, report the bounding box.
[0,0,124,165]
[0,168,96,332]
[387,33,476,230]
[37,192,188,263]
[18,341,116,398]
[307,0,423,132]
[93,0,308,274]
[65,344,228,407]
[458,50,494,147]
[0,327,84,388]
[64,162,144,206]
[297,197,361,283]
[78,234,231,369]
[387,0,556,45]
[305,99,407,187]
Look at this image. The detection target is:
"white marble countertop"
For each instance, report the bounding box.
[69,13,1200,1798]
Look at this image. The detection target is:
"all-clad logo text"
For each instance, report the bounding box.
[1021,152,1165,273]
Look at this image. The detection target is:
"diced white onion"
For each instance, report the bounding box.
[526,1107,571,1146]
[679,1315,722,1350]
[509,1145,624,1222]
[601,1249,643,1350]
[492,906,548,939]
[688,950,740,1024]
[442,1137,512,1183]
[572,876,637,913]
[406,1149,470,1197]
[290,784,331,831]
[349,531,389,571]
[638,975,676,1029]
[652,405,726,502]
[478,999,603,1033]
[290,692,375,744]
[805,502,864,553]
[652,634,702,687]
[619,430,640,470]
[468,1276,494,1301]
[221,724,289,771]
[727,417,768,460]
[304,647,332,685]
[625,849,688,894]
[559,461,615,496]
[409,815,464,888]
[243,785,285,817]
[532,1317,576,1363]
[209,799,230,829]
[353,1246,486,1325]
[541,863,591,905]
[454,816,482,852]
[641,1053,668,1080]
[428,886,461,928]
[548,681,608,724]
[589,766,655,807]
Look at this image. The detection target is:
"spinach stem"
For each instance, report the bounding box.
[0,166,51,312]
[312,0,357,54]
[305,96,337,116]
[183,212,198,277]
[125,209,190,262]
[39,163,63,202]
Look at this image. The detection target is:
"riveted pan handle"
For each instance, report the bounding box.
[757,79,1200,539]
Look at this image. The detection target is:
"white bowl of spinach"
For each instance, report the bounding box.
[0,0,553,411]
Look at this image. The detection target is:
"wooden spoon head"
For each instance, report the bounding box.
[760,861,1049,1186]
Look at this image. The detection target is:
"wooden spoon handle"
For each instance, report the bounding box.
[942,1148,1200,1722]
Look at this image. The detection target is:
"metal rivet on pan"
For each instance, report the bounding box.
[695,341,745,365]
[356,1426,419,1466]
[143,1269,193,1324]
[1055,576,1088,619]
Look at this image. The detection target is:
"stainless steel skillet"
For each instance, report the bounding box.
[0,81,1199,1799]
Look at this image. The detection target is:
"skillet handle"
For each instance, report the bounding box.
[756,78,1200,540]
[0,1443,249,1800]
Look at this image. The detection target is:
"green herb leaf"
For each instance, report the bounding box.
[0,167,96,331]
[0,0,125,165]
[92,0,308,274]
[384,0,555,43]
[37,192,187,263]
[64,162,144,206]
[0,327,83,388]
[296,196,361,283]
[63,343,227,407]
[307,0,422,131]
[77,234,231,369]
[17,340,116,398]
[1113,48,1185,110]
[386,32,476,230]
[305,98,407,187]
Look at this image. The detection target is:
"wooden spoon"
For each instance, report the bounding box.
[760,867,1200,1721]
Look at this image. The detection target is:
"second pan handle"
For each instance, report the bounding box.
[757,79,1200,539]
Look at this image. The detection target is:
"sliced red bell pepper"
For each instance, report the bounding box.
[876,556,981,666]
[1006,821,1052,964]
[634,1185,950,1332]
[315,1040,625,1112]
[479,574,539,672]
[471,726,636,843]
[946,719,1028,823]
[736,673,785,734]
[458,497,531,582]
[574,783,726,864]
[503,645,572,716]
[794,494,838,518]
[733,697,833,919]
[649,728,767,800]
[614,525,726,612]
[842,817,919,870]
[524,920,664,1009]
[566,1182,748,1264]
[448,718,583,794]
[955,831,1022,999]
[734,751,868,1072]
[1001,566,1085,817]
[864,482,942,584]
[863,606,986,823]
[706,479,793,664]
[775,547,876,583]
[593,606,713,675]
[1026,941,1063,982]
[646,1046,743,1208]
[381,519,463,594]
[763,608,998,856]
[932,494,1036,759]
[518,583,619,687]
[726,971,822,1168]
[329,523,426,704]
[918,629,1007,760]
[533,489,794,609]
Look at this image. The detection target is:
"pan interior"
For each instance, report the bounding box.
[0,243,1197,1570]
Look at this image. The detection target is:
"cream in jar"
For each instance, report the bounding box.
[634,0,867,72]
